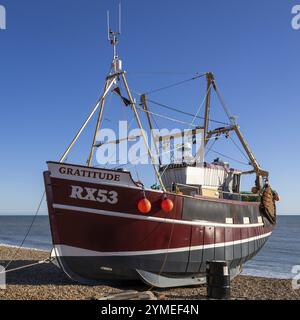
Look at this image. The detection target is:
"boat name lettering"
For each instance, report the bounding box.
[59,166,121,182]
[70,185,118,204]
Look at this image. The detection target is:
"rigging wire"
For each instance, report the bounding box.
[144,73,206,95]
[127,71,204,75]
[103,116,136,169]
[204,138,218,157]
[154,84,212,180]
[214,82,234,123]
[111,134,226,172]
[147,99,230,126]
[228,135,250,162]
[150,111,160,131]
[136,105,198,127]
[204,81,251,166]
[209,148,251,166]
[190,83,212,128]
[111,140,188,171]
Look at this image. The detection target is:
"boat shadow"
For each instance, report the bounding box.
[1,259,209,299]
[1,259,149,289]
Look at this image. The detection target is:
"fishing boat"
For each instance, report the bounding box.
[44,10,278,288]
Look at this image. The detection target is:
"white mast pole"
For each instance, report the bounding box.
[59,78,115,163]
[121,73,166,191]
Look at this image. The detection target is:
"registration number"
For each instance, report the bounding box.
[70,185,118,204]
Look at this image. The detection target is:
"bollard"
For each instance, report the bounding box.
[206,260,231,299]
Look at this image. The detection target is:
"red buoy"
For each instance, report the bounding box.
[138,198,152,214]
[161,198,174,212]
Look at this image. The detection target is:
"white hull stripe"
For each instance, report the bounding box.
[54,232,272,257]
[53,203,264,229]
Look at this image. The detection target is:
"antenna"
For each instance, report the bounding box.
[107,3,123,74]
[107,10,110,41]
[119,2,122,35]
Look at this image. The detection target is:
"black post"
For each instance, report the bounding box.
[206,261,231,299]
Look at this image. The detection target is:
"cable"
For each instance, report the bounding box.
[209,149,251,166]
[136,106,198,127]
[214,83,234,123]
[1,258,53,275]
[103,116,135,169]
[150,112,160,131]
[228,135,250,162]
[156,83,210,178]
[190,83,212,128]
[205,138,217,157]
[111,135,225,172]
[144,73,206,95]
[147,99,230,126]
[127,71,204,75]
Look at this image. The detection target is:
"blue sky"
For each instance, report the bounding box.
[0,0,299,215]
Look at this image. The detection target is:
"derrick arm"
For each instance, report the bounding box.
[206,125,269,189]
[233,125,269,178]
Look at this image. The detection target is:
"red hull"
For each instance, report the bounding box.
[44,162,274,287]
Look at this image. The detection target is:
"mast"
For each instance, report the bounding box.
[87,80,110,166]
[86,7,123,166]
[140,94,162,167]
[59,80,115,163]
[122,74,166,191]
[59,5,166,190]
[203,72,214,146]
[203,76,269,189]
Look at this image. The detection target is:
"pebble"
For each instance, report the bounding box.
[0,246,299,300]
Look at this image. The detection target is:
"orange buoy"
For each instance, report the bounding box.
[138,198,152,214]
[161,198,174,212]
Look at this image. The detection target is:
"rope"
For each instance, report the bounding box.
[3,192,46,271]
[0,258,53,275]
[144,73,206,95]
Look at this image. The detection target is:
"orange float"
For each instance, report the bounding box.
[161,198,174,212]
[137,198,152,214]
